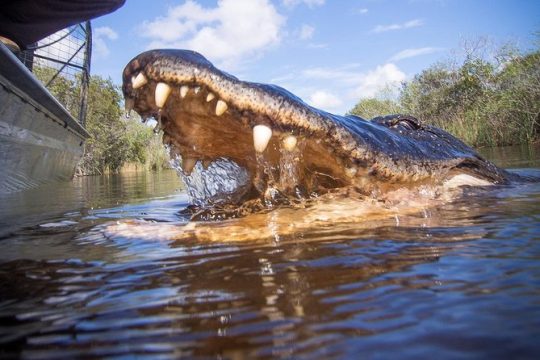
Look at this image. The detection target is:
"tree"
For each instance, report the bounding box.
[348,87,403,119]
[34,67,170,174]
[348,98,402,119]
[348,41,540,146]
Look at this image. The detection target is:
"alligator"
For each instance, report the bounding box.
[122,49,511,216]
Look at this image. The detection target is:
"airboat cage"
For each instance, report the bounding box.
[17,21,92,126]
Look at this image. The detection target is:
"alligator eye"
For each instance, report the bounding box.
[394,119,417,130]
[370,114,422,131]
[391,116,421,131]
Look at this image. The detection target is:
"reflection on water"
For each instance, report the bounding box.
[478,143,540,169]
[1,147,540,358]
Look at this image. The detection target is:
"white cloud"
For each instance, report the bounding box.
[301,64,364,84]
[282,0,325,8]
[140,0,284,67]
[301,63,406,99]
[308,90,343,111]
[307,43,328,49]
[352,63,406,98]
[95,26,118,40]
[389,47,445,62]
[271,62,406,114]
[356,8,369,14]
[299,24,315,40]
[94,26,118,58]
[371,19,423,33]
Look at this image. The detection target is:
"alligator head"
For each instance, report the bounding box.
[122,49,509,213]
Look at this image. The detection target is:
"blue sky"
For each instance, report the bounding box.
[91,0,539,114]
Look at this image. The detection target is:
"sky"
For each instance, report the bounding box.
[90,0,539,115]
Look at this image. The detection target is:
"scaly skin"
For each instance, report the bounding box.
[122,49,510,205]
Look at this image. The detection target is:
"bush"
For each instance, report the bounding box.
[349,41,540,147]
[347,97,402,120]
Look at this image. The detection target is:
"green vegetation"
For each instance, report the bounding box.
[34,68,170,175]
[348,42,540,147]
[348,87,403,120]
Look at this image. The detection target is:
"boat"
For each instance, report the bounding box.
[0,27,90,193]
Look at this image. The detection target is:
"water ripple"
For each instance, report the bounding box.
[1,167,540,358]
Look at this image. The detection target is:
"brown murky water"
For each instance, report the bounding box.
[0,146,539,359]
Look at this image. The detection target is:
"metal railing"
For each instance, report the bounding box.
[17,21,92,126]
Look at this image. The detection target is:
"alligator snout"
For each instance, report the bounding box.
[122,49,509,208]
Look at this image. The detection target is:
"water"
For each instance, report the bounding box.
[1,146,540,359]
[172,156,251,207]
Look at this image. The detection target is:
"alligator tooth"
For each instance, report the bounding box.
[215,100,228,116]
[124,98,134,117]
[153,117,162,133]
[182,156,198,175]
[132,72,147,89]
[180,85,189,98]
[253,125,272,153]
[206,92,215,102]
[194,86,201,94]
[282,135,297,151]
[155,82,172,108]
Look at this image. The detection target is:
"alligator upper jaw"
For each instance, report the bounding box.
[122,49,507,206]
[122,50,367,202]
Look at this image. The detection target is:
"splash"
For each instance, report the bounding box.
[170,154,250,207]
[279,142,304,197]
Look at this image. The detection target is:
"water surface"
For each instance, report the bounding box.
[0,146,539,359]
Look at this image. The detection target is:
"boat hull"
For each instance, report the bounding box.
[0,43,89,193]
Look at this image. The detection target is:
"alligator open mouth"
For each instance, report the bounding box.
[122,49,509,212]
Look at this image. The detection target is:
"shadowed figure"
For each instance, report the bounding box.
[0,0,125,51]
